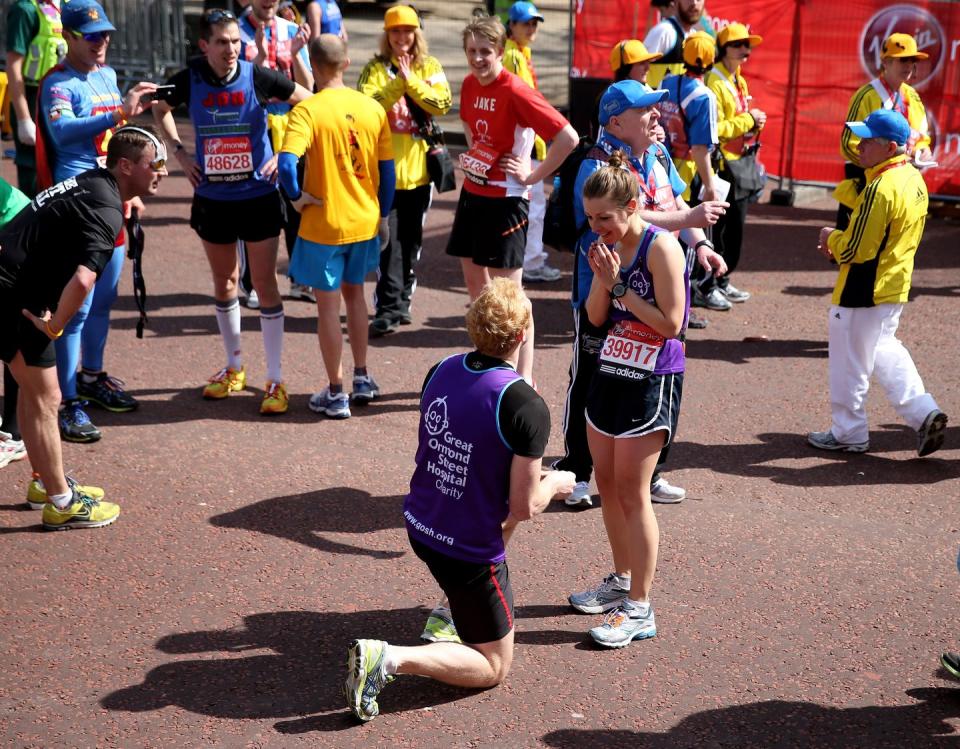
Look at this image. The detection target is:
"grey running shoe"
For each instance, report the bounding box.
[917,409,947,457]
[589,601,657,648]
[522,264,562,283]
[692,287,732,311]
[718,283,751,303]
[309,388,350,419]
[58,400,102,443]
[564,480,593,508]
[344,639,394,722]
[351,374,380,403]
[420,606,461,643]
[651,476,686,504]
[941,652,960,679]
[807,430,868,453]
[569,573,630,613]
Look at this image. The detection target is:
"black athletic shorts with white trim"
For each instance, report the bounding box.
[445,191,528,269]
[586,370,683,440]
[410,536,514,644]
[190,190,286,245]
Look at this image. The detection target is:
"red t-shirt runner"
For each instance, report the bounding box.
[459,69,568,199]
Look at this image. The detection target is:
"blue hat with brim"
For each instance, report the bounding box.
[846,110,910,147]
[509,1,545,23]
[598,81,669,125]
[62,0,116,34]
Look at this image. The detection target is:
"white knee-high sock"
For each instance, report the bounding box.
[215,298,242,371]
[260,304,284,383]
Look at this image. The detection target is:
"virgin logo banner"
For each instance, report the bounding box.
[572,0,960,198]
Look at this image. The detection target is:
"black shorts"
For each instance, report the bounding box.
[446,191,528,269]
[0,303,56,368]
[190,190,286,245]
[586,370,683,440]
[410,537,514,644]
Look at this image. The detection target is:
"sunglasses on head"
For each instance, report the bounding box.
[727,40,750,49]
[204,8,237,24]
[69,29,111,43]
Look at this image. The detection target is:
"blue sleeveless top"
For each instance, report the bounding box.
[188,60,275,201]
[404,354,523,564]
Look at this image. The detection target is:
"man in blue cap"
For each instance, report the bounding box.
[809,109,947,457]
[555,79,727,519]
[36,0,157,443]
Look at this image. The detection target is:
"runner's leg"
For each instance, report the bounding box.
[587,425,632,577]
[203,240,243,370]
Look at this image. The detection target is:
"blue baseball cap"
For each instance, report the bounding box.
[846,109,910,147]
[509,1,545,23]
[598,81,669,125]
[62,0,116,34]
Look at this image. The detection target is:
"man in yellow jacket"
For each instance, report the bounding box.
[809,110,946,458]
[836,32,932,230]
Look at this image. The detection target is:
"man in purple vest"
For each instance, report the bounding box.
[343,278,575,722]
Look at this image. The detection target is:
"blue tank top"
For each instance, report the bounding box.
[188,60,275,201]
[404,354,523,564]
[604,224,689,375]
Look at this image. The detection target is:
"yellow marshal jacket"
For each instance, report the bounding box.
[705,61,759,162]
[503,40,547,161]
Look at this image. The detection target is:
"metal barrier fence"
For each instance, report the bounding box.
[100,0,189,87]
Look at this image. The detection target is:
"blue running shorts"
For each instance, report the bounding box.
[290,236,380,291]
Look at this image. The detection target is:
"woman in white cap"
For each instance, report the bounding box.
[358,4,452,336]
[837,32,932,229]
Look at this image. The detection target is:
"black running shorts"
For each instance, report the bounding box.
[0,303,56,367]
[190,190,286,245]
[586,371,683,440]
[410,537,514,644]
[445,191,528,269]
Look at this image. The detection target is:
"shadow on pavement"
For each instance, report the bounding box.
[781,284,960,299]
[669,427,960,487]
[685,337,827,363]
[100,605,585,731]
[209,488,407,559]
[541,687,960,748]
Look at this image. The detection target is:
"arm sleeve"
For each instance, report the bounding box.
[41,81,116,147]
[840,85,873,164]
[378,160,395,218]
[827,180,890,265]
[278,151,300,198]
[684,91,718,147]
[357,59,405,112]
[78,202,125,274]
[403,58,452,117]
[497,381,550,458]
[706,76,755,143]
[253,65,296,106]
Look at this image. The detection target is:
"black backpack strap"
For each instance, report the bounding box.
[660,17,686,64]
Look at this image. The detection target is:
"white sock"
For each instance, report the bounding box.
[215,298,242,371]
[615,573,631,590]
[49,490,73,510]
[625,597,649,613]
[381,643,398,676]
[259,304,284,384]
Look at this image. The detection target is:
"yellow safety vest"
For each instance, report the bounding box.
[23,0,66,86]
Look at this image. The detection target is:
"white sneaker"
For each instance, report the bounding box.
[289,281,316,303]
[243,289,260,310]
[564,480,593,507]
[650,477,685,504]
[0,435,27,468]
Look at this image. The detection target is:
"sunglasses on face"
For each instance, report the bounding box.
[69,30,111,43]
[727,40,750,49]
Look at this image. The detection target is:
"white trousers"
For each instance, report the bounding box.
[522,160,548,271]
[828,303,938,444]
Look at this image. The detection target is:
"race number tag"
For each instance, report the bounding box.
[598,319,664,381]
[459,143,498,186]
[203,136,254,181]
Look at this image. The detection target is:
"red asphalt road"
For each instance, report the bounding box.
[1,147,958,748]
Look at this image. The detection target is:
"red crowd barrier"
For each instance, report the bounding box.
[572,0,960,199]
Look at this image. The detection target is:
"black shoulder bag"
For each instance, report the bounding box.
[403,90,457,193]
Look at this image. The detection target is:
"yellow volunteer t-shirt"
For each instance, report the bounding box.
[281,87,394,245]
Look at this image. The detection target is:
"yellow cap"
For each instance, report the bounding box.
[717,23,762,48]
[609,39,663,72]
[384,5,420,30]
[881,33,928,60]
[683,31,716,68]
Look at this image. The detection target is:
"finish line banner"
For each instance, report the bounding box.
[571,1,960,198]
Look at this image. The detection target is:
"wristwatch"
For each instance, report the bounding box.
[610,282,627,299]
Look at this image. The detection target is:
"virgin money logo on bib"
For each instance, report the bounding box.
[860,5,944,89]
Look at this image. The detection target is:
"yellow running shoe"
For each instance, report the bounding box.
[26,474,105,510]
[42,493,120,531]
[260,381,288,415]
[203,366,246,399]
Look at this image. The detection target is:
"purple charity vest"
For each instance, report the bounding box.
[604,224,689,376]
[403,354,523,564]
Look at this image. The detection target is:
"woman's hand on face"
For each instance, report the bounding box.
[588,240,621,291]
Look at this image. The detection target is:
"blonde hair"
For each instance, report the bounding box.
[377,27,429,67]
[466,278,531,358]
[462,16,506,51]
[582,150,638,208]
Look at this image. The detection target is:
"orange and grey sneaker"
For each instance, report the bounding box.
[202,366,246,400]
[42,489,119,531]
[26,473,105,510]
[260,381,288,415]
